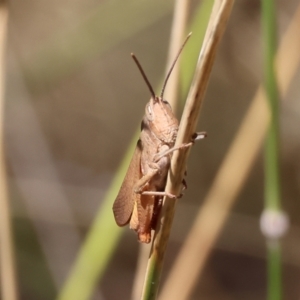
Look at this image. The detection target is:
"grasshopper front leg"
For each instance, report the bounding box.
[134,132,206,198]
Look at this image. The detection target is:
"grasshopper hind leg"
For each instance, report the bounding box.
[149,177,187,232]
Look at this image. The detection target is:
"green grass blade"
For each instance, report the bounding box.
[57,132,138,300]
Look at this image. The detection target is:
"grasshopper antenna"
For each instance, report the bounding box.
[160,32,192,99]
[131,53,156,100]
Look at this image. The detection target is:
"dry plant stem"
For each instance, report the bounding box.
[141,1,234,299]
[132,0,189,298]
[159,4,300,300]
[163,0,189,109]
[0,6,18,300]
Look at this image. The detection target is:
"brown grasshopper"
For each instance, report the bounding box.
[113,34,206,243]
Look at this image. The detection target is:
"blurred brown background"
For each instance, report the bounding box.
[4,0,300,299]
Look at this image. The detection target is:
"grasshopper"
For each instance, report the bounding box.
[113,34,205,243]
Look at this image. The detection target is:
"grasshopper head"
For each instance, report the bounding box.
[144,96,178,144]
[131,34,191,145]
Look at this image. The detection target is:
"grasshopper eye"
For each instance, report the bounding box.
[147,104,152,114]
[146,103,154,121]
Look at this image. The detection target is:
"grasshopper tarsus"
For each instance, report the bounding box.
[182,178,187,191]
[138,232,151,244]
[192,131,207,142]
[177,193,184,199]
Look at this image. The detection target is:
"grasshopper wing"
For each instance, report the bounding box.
[113,140,142,226]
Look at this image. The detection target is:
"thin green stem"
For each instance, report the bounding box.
[261,0,282,299]
[267,241,282,300]
[262,0,281,211]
